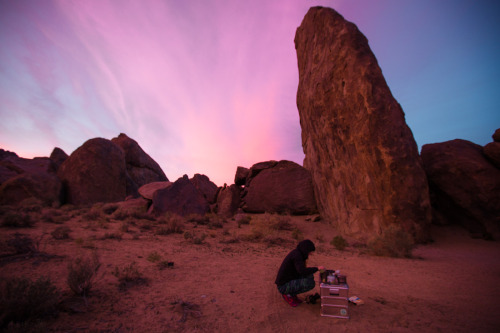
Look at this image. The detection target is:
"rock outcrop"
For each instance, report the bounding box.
[190,174,218,204]
[149,175,210,216]
[237,160,317,215]
[50,147,68,171]
[421,138,500,238]
[216,184,241,218]
[138,181,172,200]
[0,150,61,206]
[295,7,431,241]
[57,138,128,205]
[111,133,168,187]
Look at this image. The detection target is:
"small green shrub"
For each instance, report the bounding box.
[368,224,414,258]
[67,252,101,297]
[0,277,59,328]
[331,235,348,251]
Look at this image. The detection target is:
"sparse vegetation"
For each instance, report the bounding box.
[101,203,119,215]
[331,235,348,251]
[112,262,147,290]
[67,252,101,297]
[368,224,414,258]
[147,251,162,263]
[6,233,40,254]
[100,232,122,240]
[155,215,184,235]
[1,211,35,228]
[0,276,59,329]
[51,226,71,240]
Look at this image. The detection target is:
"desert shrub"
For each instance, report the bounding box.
[269,215,294,231]
[331,235,348,251]
[6,233,38,254]
[185,214,209,225]
[111,210,129,221]
[101,203,119,215]
[236,215,251,228]
[291,227,304,241]
[183,231,207,244]
[131,210,155,221]
[83,209,101,221]
[239,229,264,242]
[1,212,35,228]
[120,221,130,232]
[112,262,147,290]
[368,224,414,258]
[264,236,294,247]
[155,215,184,235]
[67,252,101,297]
[147,251,162,263]
[51,226,71,240]
[0,276,59,328]
[157,260,174,270]
[19,197,43,213]
[100,232,122,240]
[75,238,95,249]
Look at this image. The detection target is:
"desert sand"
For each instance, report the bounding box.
[1,207,499,333]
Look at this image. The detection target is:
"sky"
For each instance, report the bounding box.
[1,0,499,186]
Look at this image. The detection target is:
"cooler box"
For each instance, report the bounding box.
[320,283,349,319]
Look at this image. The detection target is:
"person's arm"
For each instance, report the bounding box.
[294,255,318,276]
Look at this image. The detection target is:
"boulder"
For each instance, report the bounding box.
[190,174,218,204]
[50,147,68,171]
[240,160,317,215]
[483,142,500,169]
[111,133,168,187]
[234,166,249,186]
[216,184,241,218]
[421,139,500,238]
[492,128,500,142]
[138,181,172,200]
[149,175,210,216]
[57,138,128,205]
[0,172,62,206]
[294,7,431,241]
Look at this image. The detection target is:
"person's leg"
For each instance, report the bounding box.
[277,274,315,299]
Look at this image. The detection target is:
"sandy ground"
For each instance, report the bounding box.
[1,207,500,333]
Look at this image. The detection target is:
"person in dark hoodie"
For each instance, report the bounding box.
[275,239,323,307]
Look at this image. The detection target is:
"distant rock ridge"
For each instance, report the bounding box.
[295,6,432,242]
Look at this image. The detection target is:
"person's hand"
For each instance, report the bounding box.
[318,265,325,272]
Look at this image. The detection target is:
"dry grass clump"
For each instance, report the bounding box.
[147,251,162,262]
[1,211,35,228]
[41,209,70,224]
[183,231,207,245]
[51,226,71,240]
[240,213,296,243]
[368,224,414,258]
[0,276,59,329]
[101,203,119,215]
[112,262,147,291]
[6,233,40,254]
[155,214,185,235]
[100,232,123,240]
[331,235,348,250]
[67,252,101,297]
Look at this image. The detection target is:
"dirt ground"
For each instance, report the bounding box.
[1,207,499,333]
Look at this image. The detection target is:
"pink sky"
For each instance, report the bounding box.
[1,0,499,186]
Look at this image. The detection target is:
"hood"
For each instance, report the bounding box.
[297,239,315,259]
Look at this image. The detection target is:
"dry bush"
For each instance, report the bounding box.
[236,215,251,228]
[291,227,304,241]
[101,203,119,215]
[240,213,295,243]
[100,232,122,240]
[51,226,71,240]
[185,214,209,225]
[119,221,130,232]
[82,208,102,221]
[183,231,207,244]
[147,251,162,262]
[331,235,348,251]
[6,233,39,254]
[1,212,35,228]
[112,262,147,290]
[0,276,59,329]
[67,252,101,297]
[368,224,414,258]
[155,215,184,235]
[41,209,70,224]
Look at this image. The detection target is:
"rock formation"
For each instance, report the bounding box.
[138,181,172,200]
[215,184,241,218]
[0,150,61,206]
[111,133,168,187]
[57,138,129,205]
[294,7,431,241]
[237,160,317,215]
[149,175,210,216]
[421,137,500,238]
[190,174,218,204]
[483,129,500,169]
[49,147,68,171]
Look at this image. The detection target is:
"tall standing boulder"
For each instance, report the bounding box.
[111,133,168,187]
[190,174,218,204]
[57,138,128,205]
[421,139,500,238]
[49,147,68,171]
[294,7,431,241]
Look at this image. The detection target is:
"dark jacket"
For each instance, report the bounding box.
[275,239,318,286]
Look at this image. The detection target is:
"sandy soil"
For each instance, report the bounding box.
[1,207,499,333]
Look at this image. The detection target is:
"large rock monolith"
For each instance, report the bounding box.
[295,7,431,241]
[57,138,128,205]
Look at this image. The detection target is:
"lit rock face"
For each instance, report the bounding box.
[295,7,431,241]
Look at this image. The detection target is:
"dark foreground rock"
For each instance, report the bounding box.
[294,6,431,242]
[421,139,500,238]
